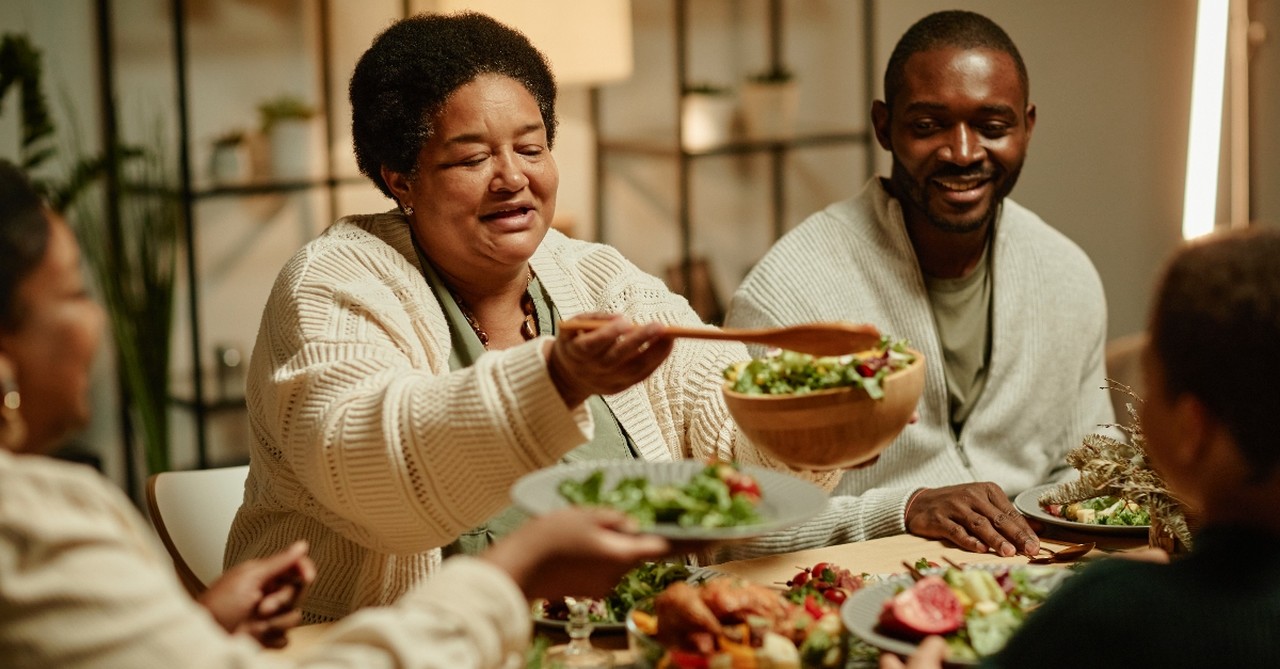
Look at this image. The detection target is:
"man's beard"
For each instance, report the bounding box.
[888,156,1023,234]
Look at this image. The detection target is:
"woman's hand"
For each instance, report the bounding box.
[547,314,675,408]
[879,635,947,669]
[197,540,316,648]
[481,507,670,601]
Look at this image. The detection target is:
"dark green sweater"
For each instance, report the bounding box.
[984,525,1280,668]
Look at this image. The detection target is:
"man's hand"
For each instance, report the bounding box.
[482,507,671,601]
[197,540,316,648]
[905,483,1039,557]
[879,635,947,669]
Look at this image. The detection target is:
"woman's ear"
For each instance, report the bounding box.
[1167,394,1211,468]
[380,166,413,209]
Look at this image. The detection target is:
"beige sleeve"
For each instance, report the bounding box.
[0,459,531,669]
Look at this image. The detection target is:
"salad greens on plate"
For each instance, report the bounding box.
[556,461,763,529]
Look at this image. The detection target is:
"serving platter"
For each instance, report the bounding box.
[1013,483,1150,536]
[510,460,827,541]
[840,564,1072,666]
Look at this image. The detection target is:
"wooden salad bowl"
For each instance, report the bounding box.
[723,350,925,470]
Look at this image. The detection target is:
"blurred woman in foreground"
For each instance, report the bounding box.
[0,159,669,668]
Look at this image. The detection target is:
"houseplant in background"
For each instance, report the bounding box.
[1,31,179,481]
[258,94,316,180]
[680,82,736,151]
[208,127,250,186]
[740,65,798,140]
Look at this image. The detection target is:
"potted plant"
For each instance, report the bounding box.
[258,94,316,179]
[208,128,249,185]
[740,65,798,140]
[1,32,180,487]
[681,82,735,151]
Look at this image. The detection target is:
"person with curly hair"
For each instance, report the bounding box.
[225,11,840,622]
[0,158,671,668]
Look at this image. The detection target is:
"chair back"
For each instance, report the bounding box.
[145,464,249,597]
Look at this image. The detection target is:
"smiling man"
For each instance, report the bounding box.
[723,11,1112,560]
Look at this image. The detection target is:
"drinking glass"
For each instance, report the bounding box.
[544,597,613,668]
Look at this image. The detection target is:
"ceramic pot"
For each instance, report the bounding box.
[740,80,798,140]
[681,92,736,151]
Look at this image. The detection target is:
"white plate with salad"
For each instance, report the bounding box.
[841,563,1073,665]
[1013,483,1150,536]
[510,460,827,540]
[530,561,698,633]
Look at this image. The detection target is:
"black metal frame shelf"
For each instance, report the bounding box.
[593,0,878,320]
[191,175,368,200]
[167,0,373,467]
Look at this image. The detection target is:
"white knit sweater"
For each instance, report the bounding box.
[0,451,531,669]
[720,179,1114,560]
[226,212,840,621]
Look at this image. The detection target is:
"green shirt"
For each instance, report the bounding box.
[925,241,993,436]
[414,242,634,555]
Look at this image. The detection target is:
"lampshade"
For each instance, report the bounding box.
[420,0,633,86]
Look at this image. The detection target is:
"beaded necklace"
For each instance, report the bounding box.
[449,270,537,349]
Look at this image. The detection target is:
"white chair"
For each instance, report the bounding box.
[145,464,249,597]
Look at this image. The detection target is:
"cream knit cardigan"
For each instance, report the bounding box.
[720,179,1114,561]
[0,451,533,669]
[225,212,839,621]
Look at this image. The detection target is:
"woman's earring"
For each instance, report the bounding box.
[402,203,414,216]
[0,374,25,450]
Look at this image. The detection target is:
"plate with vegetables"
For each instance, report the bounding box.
[531,561,696,632]
[1013,483,1151,535]
[840,563,1073,665]
[511,460,826,540]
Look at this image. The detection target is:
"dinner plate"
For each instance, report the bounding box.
[531,598,626,633]
[510,460,827,540]
[840,564,1072,665]
[1013,483,1150,536]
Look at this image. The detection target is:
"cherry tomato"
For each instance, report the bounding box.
[787,570,809,588]
[823,588,848,605]
[667,650,710,669]
[803,594,825,620]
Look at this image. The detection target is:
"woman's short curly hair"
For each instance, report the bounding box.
[350,11,559,199]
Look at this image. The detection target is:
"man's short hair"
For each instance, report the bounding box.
[883,10,1029,109]
[1150,227,1280,477]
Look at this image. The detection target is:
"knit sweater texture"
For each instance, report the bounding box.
[721,179,1113,559]
[0,451,532,669]
[226,212,840,621]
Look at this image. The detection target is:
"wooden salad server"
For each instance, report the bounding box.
[558,319,883,357]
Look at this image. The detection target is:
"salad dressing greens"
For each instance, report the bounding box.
[723,337,916,399]
[556,462,763,529]
[1049,496,1150,526]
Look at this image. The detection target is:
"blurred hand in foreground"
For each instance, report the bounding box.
[906,482,1040,557]
[879,635,947,669]
[198,540,316,648]
[483,507,671,601]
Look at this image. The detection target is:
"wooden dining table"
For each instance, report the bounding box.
[270,524,1148,664]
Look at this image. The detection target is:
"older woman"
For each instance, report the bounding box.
[0,158,670,668]
[225,11,839,622]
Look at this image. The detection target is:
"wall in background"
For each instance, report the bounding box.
[2,0,1275,488]
[1258,0,1279,229]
